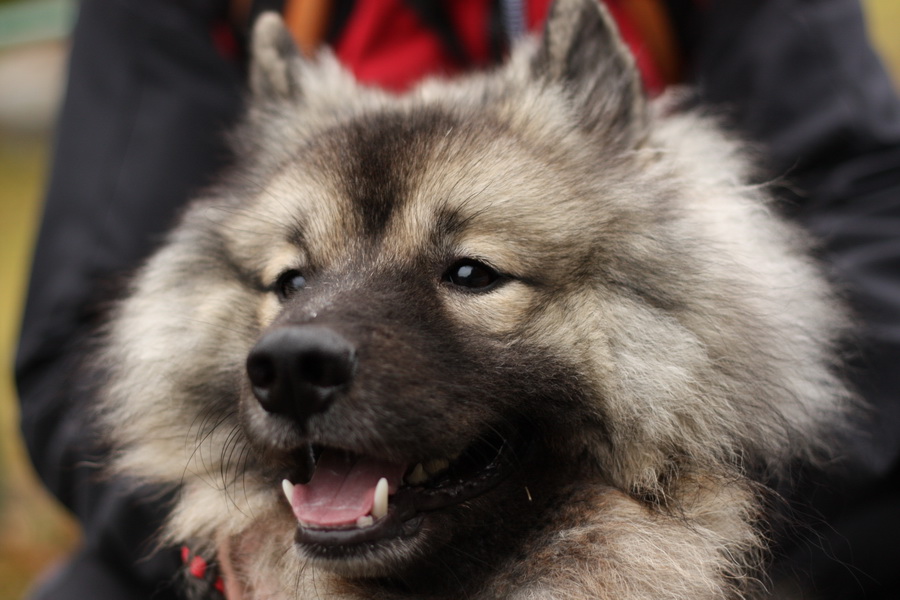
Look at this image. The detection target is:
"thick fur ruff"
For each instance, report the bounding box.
[93,0,852,598]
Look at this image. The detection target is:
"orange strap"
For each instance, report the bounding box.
[283,0,334,56]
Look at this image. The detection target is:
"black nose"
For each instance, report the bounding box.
[246,325,356,423]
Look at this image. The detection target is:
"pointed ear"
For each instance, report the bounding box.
[250,12,304,101]
[532,0,647,142]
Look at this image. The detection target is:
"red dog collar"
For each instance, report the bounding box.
[181,546,226,597]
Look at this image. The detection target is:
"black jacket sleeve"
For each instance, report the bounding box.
[14,0,243,597]
[689,1,900,597]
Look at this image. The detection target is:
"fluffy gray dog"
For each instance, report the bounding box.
[93,0,852,597]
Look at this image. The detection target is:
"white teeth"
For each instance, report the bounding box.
[372,477,389,519]
[423,458,450,476]
[282,479,294,505]
[356,515,374,528]
[406,463,428,486]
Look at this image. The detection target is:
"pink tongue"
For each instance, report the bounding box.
[291,450,406,527]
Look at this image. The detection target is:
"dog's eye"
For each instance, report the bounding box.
[443,259,502,291]
[274,269,307,300]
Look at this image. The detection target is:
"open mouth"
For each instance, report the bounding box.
[280,427,528,554]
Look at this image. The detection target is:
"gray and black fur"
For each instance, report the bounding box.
[93,0,853,598]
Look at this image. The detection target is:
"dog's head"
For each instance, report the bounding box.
[97,0,849,587]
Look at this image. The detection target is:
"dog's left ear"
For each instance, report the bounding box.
[250,12,304,102]
[532,0,647,143]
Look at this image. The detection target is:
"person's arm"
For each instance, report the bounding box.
[15,0,243,596]
[689,1,900,596]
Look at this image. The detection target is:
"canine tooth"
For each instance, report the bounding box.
[356,515,374,528]
[372,477,389,519]
[406,463,428,485]
[423,458,450,475]
[282,479,294,505]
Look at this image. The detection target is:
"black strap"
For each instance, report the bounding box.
[402,0,472,68]
[326,0,356,45]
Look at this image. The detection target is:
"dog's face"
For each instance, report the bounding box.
[97,0,849,592]
[230,104,615,575]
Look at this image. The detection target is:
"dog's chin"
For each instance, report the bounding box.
[293,514,430,579]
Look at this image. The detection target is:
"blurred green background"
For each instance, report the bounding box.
[0,1,898,598]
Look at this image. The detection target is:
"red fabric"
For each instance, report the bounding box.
[604,0,666,94]
[333,0,493,91]
[333,0,667,94]
[211,19,240,61]
[182,545,226,596]
[526,0,553,31]
[189,555,208,579]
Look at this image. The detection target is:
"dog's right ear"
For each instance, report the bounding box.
[250,12,304,102]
